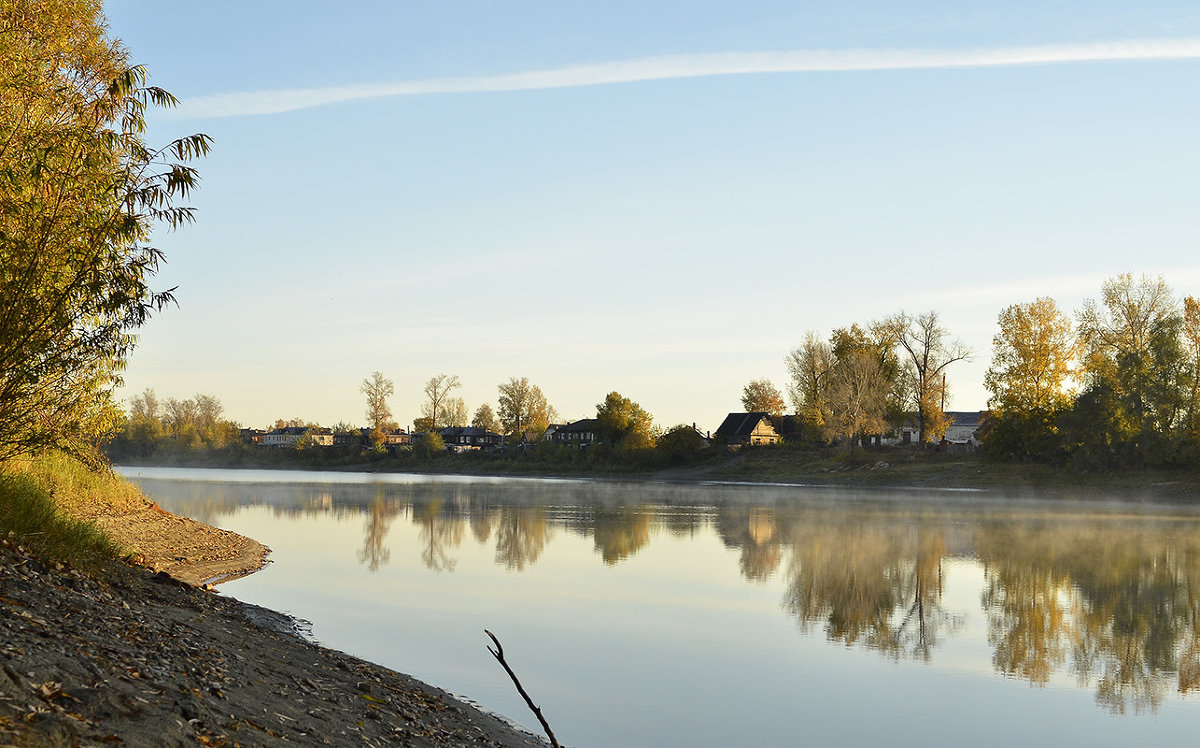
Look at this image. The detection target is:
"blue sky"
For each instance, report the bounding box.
[104,1,1200,432]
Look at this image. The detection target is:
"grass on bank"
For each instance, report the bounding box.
[715,441,1200,498]
[0,451,148,571]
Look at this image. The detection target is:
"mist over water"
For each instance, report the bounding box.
[122,467,1200,747]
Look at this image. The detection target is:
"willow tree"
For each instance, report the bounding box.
[0,0,209,461]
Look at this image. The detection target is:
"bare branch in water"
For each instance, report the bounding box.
[485,629,562,748]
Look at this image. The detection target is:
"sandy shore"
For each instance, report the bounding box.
[0,501,549,747]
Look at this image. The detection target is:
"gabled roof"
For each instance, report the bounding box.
[714,412,775,438]
[559,418,599,433]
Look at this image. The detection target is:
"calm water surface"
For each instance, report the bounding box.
[119,467,1200,747]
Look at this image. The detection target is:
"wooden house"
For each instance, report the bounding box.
[713,412,780,446]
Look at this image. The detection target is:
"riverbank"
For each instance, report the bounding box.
[0,467,548,747]
[112,444,1200,500]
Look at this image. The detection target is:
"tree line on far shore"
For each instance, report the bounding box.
[104,273,1200,472]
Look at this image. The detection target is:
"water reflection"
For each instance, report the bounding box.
[125,470,1200,715]
[782,511,961,661]
[977,518,1200,713]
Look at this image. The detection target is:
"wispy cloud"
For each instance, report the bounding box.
[173,38,1200,119]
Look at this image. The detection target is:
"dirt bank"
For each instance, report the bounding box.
[0,513,547,746]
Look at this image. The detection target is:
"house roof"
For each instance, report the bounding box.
[559,418,599,433]
[945,411,984,427]
[714,412,775,438]
[439,426,501,438]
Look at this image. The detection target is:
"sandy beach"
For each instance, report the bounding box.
[0,498,548,747]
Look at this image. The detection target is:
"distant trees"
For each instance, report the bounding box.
[824,323,900,445]
[595,391,655,450]
[656,424,707,461]
[784,314,968,448]
[1067,273,1189,467]
[982,274,1200,468]
[741,379,785,418]
[785,332,833,440]
[361,372,395,430]
[985,298,1077,414]
[442,396,469,428]
[894,311,971,446]
[472,403,500,433]
[108,389,239,457]
[497,377,553,439]
[0,0,209,462]
[982,298,1077,461]
[1183,296,1200,438]
[419,374,462,430]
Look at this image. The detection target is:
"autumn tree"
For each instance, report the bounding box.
[985,298,1078,413]
[894,311,971,445]
[824,323,902,446]
[361,371,395,430]
[497,377,553,439]
[982,298,1078,461]
[741,379,785,418]
[595,391,655,450]
[419,374,461,430]
[0,0,210,462]
[785,332,833,440]
[471,403,500,433]
[442,396,469,428]
[1182,297,1200,439]
[1069,273,1189,466]
[108,390,237,457]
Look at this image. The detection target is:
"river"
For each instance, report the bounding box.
[118,466,1200,747]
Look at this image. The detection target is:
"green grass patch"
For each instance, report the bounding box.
[0,472,122,570]
[0,452,141,571]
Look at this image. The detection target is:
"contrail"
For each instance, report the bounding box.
[172,38,1200,119]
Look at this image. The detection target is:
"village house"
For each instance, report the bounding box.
[941,411,985,451]
[438,426,503,451]
[547,418,600,448]
[262,426,333,448]
[885,411,986,449]
[713,412,780,447]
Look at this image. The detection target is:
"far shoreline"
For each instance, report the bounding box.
[109,443,1200,503]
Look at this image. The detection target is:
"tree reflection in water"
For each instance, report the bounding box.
[977,518,1200,714]
[357,490,394,572]
[412,494,464,572]
[780,513,960,661]
[494,505,551,570]
[591,505,653,564]
[130,471,1200,716]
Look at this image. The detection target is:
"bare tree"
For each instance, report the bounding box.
[421,374,462,430]
[894,311,971,445]
[361,371,395,430]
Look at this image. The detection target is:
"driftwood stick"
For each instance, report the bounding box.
[485,629,562,748]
